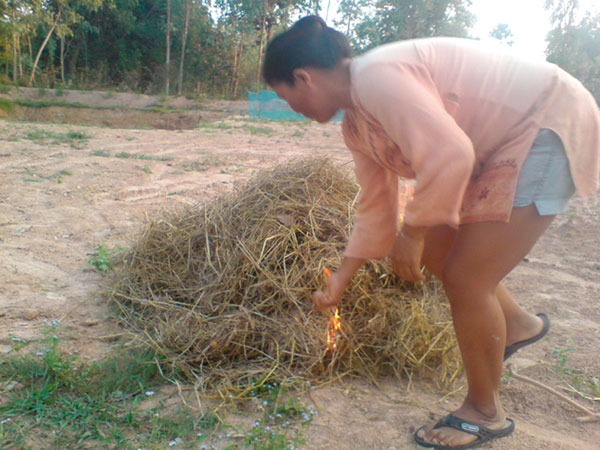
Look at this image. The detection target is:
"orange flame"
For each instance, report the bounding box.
[327,306,341,351]
[323,267,341,352]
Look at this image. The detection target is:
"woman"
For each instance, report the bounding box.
[263,15,600,450]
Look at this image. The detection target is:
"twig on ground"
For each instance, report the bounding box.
[507,363,599,422]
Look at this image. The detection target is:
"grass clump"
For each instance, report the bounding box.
[87,243,124,273]
[114,151,173,161]
[108,157,460,394]
[0,325,211,449]
[24,129,89,147]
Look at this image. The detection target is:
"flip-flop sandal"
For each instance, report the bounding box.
[504,313,550,361]
[414,413,515,449]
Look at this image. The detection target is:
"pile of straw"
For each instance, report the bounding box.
[109,157,461,391]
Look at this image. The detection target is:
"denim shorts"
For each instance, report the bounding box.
[513,128,576,215]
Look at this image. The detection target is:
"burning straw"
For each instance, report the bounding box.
[108,157,461,392]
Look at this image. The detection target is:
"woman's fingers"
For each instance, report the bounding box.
[312,290,335,311]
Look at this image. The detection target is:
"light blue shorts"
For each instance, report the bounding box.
[513,128,576,215]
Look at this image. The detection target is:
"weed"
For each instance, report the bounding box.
[551,346,600,400]
[0,84,10,94]
[242,125,275,136]
[0,324,213,448]
[198,121,235,130]
[105,90,114,99]
[141,166,152,174]
[183,155,227,171]
[91,149,110,157]
[125,136,135,141]
[115,151,173,161]
[24,129,89,147]
[54,169,72,183]
[87,243,123,273]
[0,98,14,113]
[55,85,64,97]
[291,130,304,137]
[23,168,72,183]
[243,377,314,449]
[38,86,46,96]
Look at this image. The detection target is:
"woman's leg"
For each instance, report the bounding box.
[418,204,554,447]
[422,224,545,349]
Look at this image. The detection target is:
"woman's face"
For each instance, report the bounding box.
[271,69,339,123]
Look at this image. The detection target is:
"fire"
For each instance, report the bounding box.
[327,306,341,351]
[323,266,341,352]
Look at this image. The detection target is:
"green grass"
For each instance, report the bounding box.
[197,121,275,136]
[23,169,73,184]
[552,346,600,400]
[0,325,213,449]
[24,129,89,147]
[241,125,275,136]
[114,151,174,161]
[243,377,314,449]
[182,154,228,172]
[0,326,316,449]
[87,243,124,273]
[90,149,110,157]
[0,98,15,113]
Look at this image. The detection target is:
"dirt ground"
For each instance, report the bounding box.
[1,96,599,449]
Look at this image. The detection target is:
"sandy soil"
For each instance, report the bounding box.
[0,101,599,449]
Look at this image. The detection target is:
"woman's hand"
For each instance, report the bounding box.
[312,256,366,311]
[390,226,427,282]
[312,271,347,311]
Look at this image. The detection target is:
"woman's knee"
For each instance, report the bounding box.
[440,259,495,304]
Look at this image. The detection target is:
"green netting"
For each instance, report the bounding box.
[248,90,343,121]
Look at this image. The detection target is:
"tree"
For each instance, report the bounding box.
[489,23,513,46]
[545,0,600,101]
[27,0,104,86]
[339,0,475,51]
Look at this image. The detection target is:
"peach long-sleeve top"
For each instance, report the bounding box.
[342,37,600,260]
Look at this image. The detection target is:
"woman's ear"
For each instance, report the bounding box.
[292,68,312,87]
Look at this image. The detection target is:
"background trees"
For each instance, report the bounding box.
[0,0,598,100]
[545,0,600,101]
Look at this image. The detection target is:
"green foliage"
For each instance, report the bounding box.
[551,345,600,400]
[337,0,475,50]
[0,325,216,448]
[24,129,89,146]
[545,1,600,102]
[0,98,14,113]
[114,151,174,161]
[243,377,314,450]
[87,243,123,273]
[489,23,514,46]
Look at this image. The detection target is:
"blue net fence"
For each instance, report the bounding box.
[248,90,343,121]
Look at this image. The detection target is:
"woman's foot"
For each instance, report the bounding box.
[504,313,550,360]
[415,403,511,448]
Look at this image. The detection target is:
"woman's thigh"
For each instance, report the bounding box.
[443,205,555,291]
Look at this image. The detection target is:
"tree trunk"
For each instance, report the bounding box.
[12,9,18,83]
[255,15,267,89]
[165,0,171,95]
[60,36,65,84]
[12,32,18,83]
[232,40,243,97]
[177,0,191,95]
[28,11,61,87]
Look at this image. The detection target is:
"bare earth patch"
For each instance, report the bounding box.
[0,106,599,449]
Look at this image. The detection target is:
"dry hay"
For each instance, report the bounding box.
[109,157,461,393]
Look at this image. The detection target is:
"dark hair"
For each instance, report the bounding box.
[262,15,351,86]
